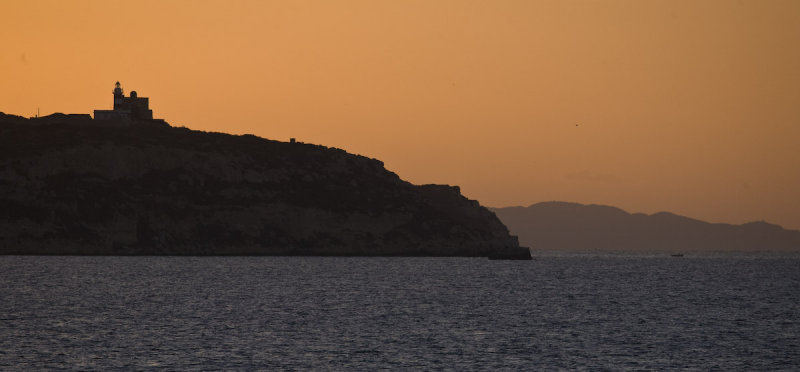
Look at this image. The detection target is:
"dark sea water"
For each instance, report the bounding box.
[1,254,799,370]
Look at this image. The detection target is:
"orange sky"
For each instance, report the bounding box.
[2,0,799,229]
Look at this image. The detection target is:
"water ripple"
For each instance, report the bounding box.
[1,255,798,370]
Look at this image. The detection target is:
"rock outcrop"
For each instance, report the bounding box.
[492,201,800,253]
[0,112,530,259]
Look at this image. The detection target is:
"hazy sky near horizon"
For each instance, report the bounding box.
[2,0,799,229]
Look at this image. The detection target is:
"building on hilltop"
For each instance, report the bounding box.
[94,82,153,121]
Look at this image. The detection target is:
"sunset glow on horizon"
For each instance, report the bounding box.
[2,0,799,229]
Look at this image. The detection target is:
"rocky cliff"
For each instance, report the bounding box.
[492,201,800,252]
[0,112,529,259]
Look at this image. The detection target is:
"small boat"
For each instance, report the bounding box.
[670,253,684,257]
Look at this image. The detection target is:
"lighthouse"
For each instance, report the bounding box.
[94,81,154,121]
[113,81,124,110]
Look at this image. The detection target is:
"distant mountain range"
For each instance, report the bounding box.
[491,202,800,252]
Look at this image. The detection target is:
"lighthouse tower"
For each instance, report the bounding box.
[113,81,124,110]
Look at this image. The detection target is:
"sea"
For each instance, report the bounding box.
[1,253,798,370]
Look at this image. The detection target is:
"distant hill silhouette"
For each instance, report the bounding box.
[491,202,800,252]
[0,112,529,259]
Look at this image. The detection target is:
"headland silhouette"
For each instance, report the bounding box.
[0,83,530,259]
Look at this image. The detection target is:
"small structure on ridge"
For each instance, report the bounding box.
[94,82,153,121]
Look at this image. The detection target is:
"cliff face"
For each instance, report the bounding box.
[492,201,800,252]
[0,113,529,259]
